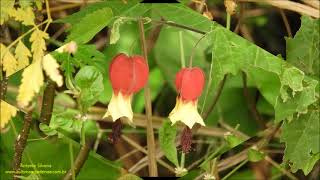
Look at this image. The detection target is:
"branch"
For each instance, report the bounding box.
[265,156,298,180]
[152,20,206,35]
[279,9,292,38]
[39,79,56,125]
[86,113,227,137]
[121,135,175,173]
[13,111,33,180]
[238,0,319,18]
[138,18,158,176]
[217,124,281,172]
[201,75,227,120]
[300,0,320,9]
[63,142,91,180]
[146,20,163,53]
[0,76,8,100]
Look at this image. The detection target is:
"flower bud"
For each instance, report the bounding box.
[224,0,237,15]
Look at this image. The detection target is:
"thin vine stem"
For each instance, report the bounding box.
[152,20,206,35]
[44,0,52,32]
[180,152,186,168]
[138,17,158,176]
[221,159,248,180]
[128,25,154,55]
[226,13,231,30]
[200,12,231,120]
[80,121,86,145]
[188,32,211,68]
[200,25,215,115]
[68,142,76,180]
[179,31,186,68]
[63,141,91,180]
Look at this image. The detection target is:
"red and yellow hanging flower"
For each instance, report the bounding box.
[169,67,205,129]
[103,53,149,125]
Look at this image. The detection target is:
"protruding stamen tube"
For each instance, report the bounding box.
[108,119,123,144]
[180,126,193,154]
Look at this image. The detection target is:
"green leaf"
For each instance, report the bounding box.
[205,83,259,135]
[66,7,113,44]
[39,123,58,136]
[152,4,318,122]
[209,25,317,122]
[154,28,208,88]
[247,148,265,162]
[56,1,145,25]
[75,66,104,112]
[133,68,165,112]
[54,44,107,78]
[49,110,77,131]
[280,110,320,175]
[224,133,244,148]
[73,45,107,75]
[159,121,179,167]
[98,77,113,104]
[1,116,121,180]
[256,96,274,116]
[286,16,320,78]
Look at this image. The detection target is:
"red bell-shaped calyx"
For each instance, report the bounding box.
[175,67,205,101]
[169,67,206,129]
[104,53,149,124]
[109,53,149,95]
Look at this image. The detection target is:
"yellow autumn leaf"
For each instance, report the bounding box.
[17,60,44,107]
[7,7,35,26]
[1,43,17,76]
[30,28,49,62]
[15,41,31,70]
[42,54,63,87]
[0,100,17,129]
[0,0,15,25]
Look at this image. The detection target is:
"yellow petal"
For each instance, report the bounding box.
[103,92,133,123]
[169,98,205,129]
